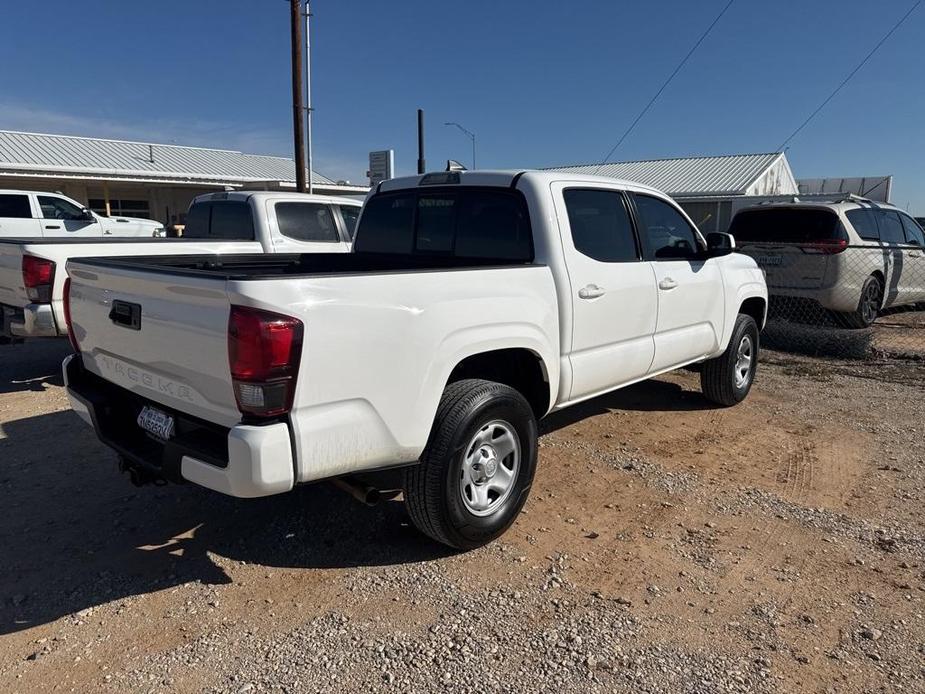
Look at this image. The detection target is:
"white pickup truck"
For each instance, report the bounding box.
[0,192,359,341]
[0,189,166,238]
[64,170,767,549]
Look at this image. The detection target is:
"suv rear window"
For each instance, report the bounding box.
[354,188,532,261]
[184,201,255,240]
[729,208,844,244]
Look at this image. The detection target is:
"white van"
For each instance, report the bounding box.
[730,197,925,327]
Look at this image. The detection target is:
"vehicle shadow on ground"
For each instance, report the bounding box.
[0,409,450,636]
[540,377,712,435]
[0,341,71,394]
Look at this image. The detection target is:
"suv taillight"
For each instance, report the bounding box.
[63,277,79,352]
[22,255,56,303]
[803,238,848,255]
[228,305,303,417]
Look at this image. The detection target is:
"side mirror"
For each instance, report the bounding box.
[80,208,95,222]
[706,232,735,256]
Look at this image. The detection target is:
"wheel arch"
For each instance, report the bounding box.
[446,348,552,418]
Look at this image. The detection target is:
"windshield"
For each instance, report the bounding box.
[729,207,844,244]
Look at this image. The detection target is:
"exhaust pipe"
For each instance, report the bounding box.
[331,477,381,506]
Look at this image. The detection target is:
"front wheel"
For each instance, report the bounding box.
[700,314,759,407]
[403,379,538,550]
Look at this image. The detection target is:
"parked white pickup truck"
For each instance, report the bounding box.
[0,190,165,238]
[0,192,360,341]
[64,171,767,549]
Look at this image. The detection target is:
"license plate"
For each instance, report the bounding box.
[756,255,783,266]
[137,405,176,441]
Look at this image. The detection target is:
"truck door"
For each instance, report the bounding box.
[554,184,657,401]
[0,193,42,237]
[631,193,724,372]
[36,195,101,237]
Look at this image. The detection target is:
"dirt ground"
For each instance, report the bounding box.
[1,340,924,693]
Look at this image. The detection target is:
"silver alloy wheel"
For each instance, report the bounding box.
[459,419,520,517]
[734,334,753,389]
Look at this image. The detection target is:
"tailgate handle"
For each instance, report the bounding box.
[109,300,142,330]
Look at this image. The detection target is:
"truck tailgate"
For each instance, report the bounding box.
[0,244,26,308]
[68,262,240,427]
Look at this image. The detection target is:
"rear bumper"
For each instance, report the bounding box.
[1,302,59,338]
[63,354,294,498]
[765,285,857,313]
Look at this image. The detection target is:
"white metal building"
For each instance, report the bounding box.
[549,152,799,232]
[0,130,369,226]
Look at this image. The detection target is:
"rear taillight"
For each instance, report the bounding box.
[63,277,79,352]
[228,305,303,417]
[803,238,848,255]
[22,255,56,303]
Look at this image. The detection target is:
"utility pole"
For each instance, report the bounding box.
[444,121,476,170]
[289,0,307,192]
[417,109,426,175]
[303,0,314,193]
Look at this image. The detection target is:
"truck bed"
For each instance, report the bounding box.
[68,251,539,281]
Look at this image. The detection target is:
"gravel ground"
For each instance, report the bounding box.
[1,340,924,693]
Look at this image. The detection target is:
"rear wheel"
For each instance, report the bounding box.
[700,314,759,407]
[835,275,882,329]
[403,379,537,550]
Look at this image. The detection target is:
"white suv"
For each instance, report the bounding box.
[730,197,925,328]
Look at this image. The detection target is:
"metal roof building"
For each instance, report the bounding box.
[548,152,799,233]
[0,130,368,226]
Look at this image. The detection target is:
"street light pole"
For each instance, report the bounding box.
[444,122,476,170]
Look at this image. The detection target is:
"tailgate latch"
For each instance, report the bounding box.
[109,300,142,330]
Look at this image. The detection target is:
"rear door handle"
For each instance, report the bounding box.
[909,251,922,258]
[659,277,678,290]
[578,284,605,300]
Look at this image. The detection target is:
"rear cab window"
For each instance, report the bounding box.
[730,207,846,245]
[354,187,532,261]
[184,200,255,240]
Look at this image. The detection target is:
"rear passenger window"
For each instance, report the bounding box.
[275,202,339,242]
[845,209,880,241]
[876,211,905,245]
[338,205,360,240]
[900,214,925,246]
[563,189,638,262]
[0,194,31,218]
[634,194,701,260]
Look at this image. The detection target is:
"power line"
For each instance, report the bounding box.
[593,0,736,174]
[777,1,921,151]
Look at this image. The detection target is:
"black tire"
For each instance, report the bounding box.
[835,275,882,329]
[700,314,759,407]
[403,378,538,550]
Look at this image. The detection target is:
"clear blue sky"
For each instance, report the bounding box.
[0,1,922,212]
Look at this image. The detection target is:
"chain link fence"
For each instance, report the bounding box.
[741,245,925,361]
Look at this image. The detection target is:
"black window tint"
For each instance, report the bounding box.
[877,211,905,245]
[455,191,531,260]
[338,205,360,240]
[416,196,457,252]
[634,194,700,259]
[845,209,880,241]
[38,195,84,220]
[563,189,637,262]
[276,202,339,242]
[354,194,415,254]
[207,201,255,240]
[900,214,925,246]
[731,208,845,243]
[183,201,211,237]
[0,194,31,218]
[354,189,532,261]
